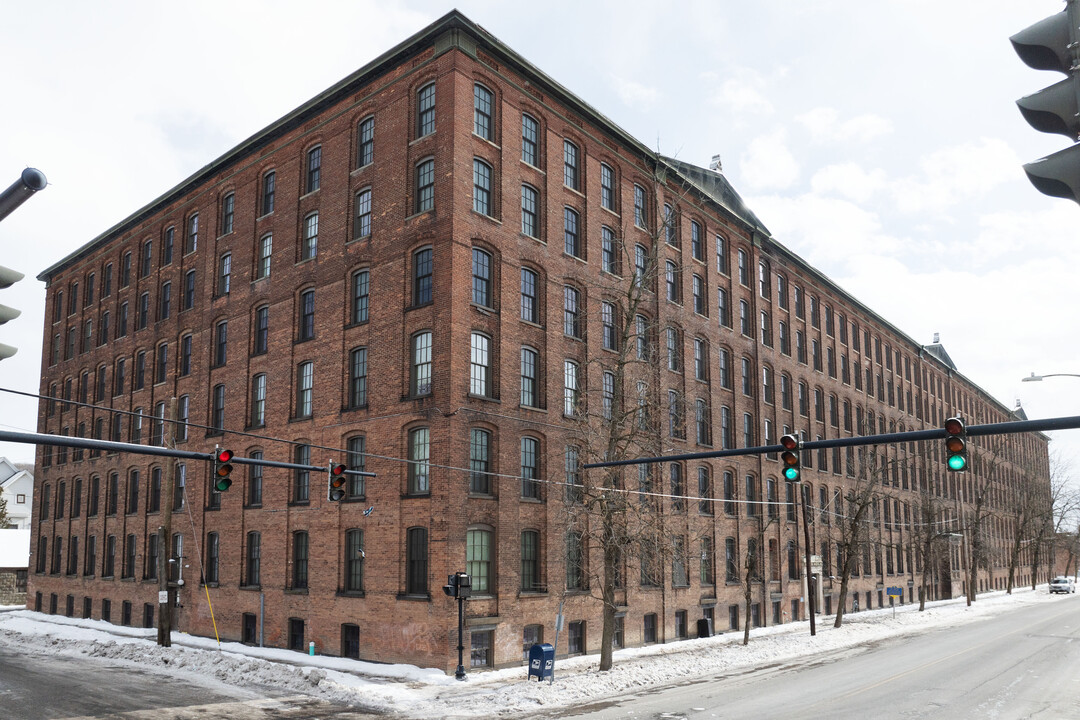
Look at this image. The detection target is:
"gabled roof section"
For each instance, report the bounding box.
[661,157,770,237]
[923,340,958,371]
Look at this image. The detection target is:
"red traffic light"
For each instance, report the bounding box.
[328,463,347,501]
[944,417,965,436]
[212,448,234,492]
[780,434,800,451]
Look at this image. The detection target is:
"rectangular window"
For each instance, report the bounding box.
[521,437,540,499]
[294,445,310,502]
[306,146,321,194]
[254,306,269,355]
[292,532,309,589]
[473,84,493,140]
[600,164,615,210]
[141,240,152,278]
[357,116,374,168]
[520,268,538,323]
[408,428,430,494]
[469,430,491,494]
[473,159,492,216]
[185,214,198,255]
[563,360,579,416]
[601,226,618,274]
[296,361,313,418]
[564,207,580,258]
[262,171,276,215]
[415,159,434,213]
[472,248,491,307]
[634,185,647,227]
[414,248,432,305]
[469,333,490,397]
[250,374,266,426]
[220,195,234,235]
[256,234,272,279]
[354,188,371,239]
[349,348,367,408]
[182,270,195,311]
[563,286,581,337]
[417,84,435,137]
[406,527,428,595]
[213,321,227,367]
[346,436,366,498]
[301,212,318,260]
[563,140,579,190]
[521,114,539,166]
[218,253,231,295]
[345,529,364,592]
[411,331,432,396]
[351,270,369,324]
[521,185,538,238]
[298,289,315,341]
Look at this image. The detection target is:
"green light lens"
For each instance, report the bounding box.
[215,477,232,492]
[947,455,966,471]
[784,467,800,481]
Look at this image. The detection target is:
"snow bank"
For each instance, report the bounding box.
[0,587,1061,718]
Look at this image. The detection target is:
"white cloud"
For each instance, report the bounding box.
[738,130,799,190]
[810,163,889,202]
[706,70,775,116]
[610,75,661,111]
[891,138,1022,214]
[796,107,893,144]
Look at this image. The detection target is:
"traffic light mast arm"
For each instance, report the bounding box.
[582,414,1080,469]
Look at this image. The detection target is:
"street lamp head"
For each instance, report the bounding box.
[1022,373,1043,382]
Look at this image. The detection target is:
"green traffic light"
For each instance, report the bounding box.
[215,477,232,492]
[784,467,800,481]
[947,455,966,471]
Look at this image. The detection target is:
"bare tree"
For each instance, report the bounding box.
[559,155,697,671]
[0,493,7,528]
[832,448,889,628]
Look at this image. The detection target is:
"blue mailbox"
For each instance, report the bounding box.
[527,643,554,681]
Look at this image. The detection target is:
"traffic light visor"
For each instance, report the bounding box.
[215,448,234,463]
[944,418,964,435]
[945,436,966,454]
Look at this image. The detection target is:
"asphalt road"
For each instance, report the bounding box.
[553,594,1080,719]
[0,645,378,719]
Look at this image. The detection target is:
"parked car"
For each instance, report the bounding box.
[1050,576,1075,594]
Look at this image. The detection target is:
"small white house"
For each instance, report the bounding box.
[0,457,33,530]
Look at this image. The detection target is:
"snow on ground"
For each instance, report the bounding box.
[0,587,1066,718]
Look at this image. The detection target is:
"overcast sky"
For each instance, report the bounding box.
[1,0,1076,476]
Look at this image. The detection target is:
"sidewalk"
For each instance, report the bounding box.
[0,587,1061,718]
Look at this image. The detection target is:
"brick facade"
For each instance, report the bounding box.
[29,12,1051,673]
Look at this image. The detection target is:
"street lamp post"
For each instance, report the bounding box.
[1022,373,1080,382]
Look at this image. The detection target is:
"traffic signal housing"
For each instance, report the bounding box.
[1011,2,1080,203]
[944,417,967,472]
[0,265,24,360]
[780,434,802,482]
[212,448,234,491]
[442,572,472,598]
[327,462,347,502]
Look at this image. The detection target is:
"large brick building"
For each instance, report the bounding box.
[29,11,1050,672]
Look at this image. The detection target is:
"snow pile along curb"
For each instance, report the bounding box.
[0,586,1061,718]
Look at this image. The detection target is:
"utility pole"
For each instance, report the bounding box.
[157,398,177,647]
[800,484,816,636]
